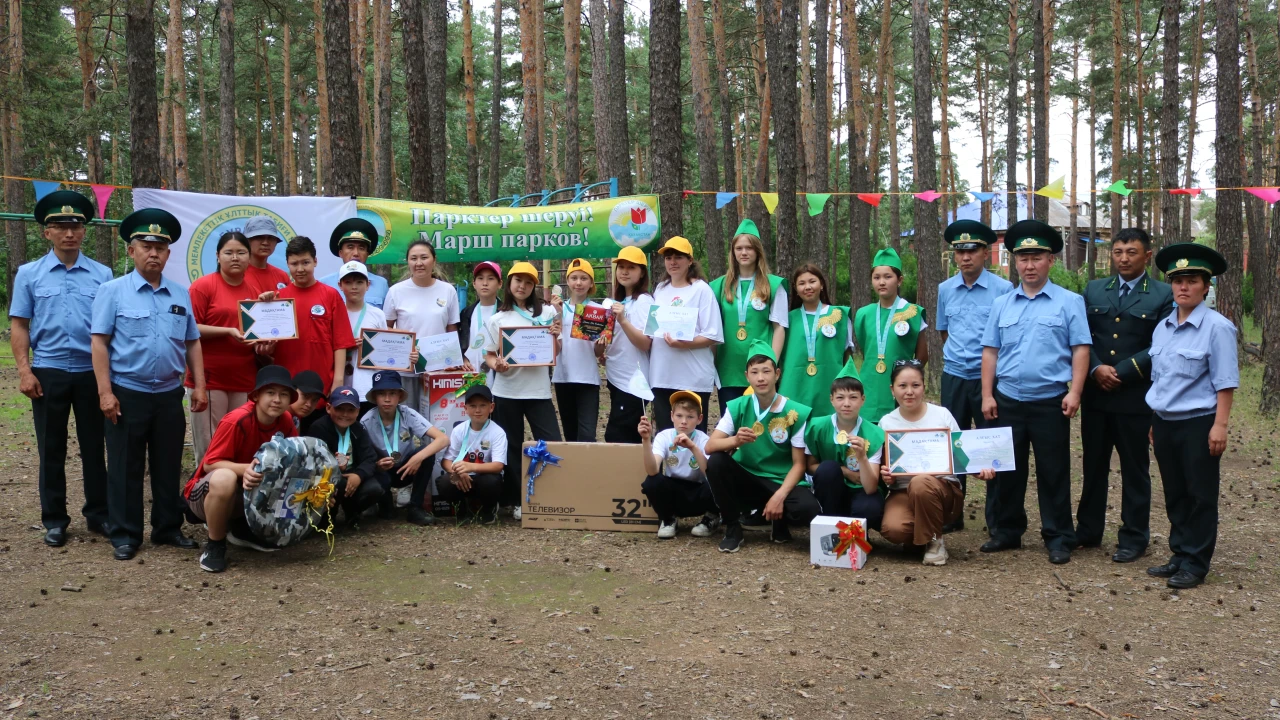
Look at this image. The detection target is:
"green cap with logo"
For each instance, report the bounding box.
[118,208,181,244]
[1154,242,1226,278]
[330,217,379,256]
[944,219,997,250]
[34,190,94,225]
[1004,219,1062,254]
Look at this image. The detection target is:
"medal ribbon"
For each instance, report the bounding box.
[473,304,494,347]
[874,296,904,361]
[735,279,755,330]
[350,304,368,339]
[337,426,352,456]
[802,303,826,361]
[514,304,551,326]
[457,419,490,460]
[749,393,773,428]
[380,410,401,458]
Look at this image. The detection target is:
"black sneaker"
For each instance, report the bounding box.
[199,540,227,573]
[771,520,792,544]
[407,507,436,526]
[741,511,768,528]
[719,524,744,553]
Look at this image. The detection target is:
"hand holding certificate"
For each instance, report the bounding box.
[359,328,417,372]
[643,305,700,341]
[500,326,557,366]
[239,299,298,341]
[415,331,465,373]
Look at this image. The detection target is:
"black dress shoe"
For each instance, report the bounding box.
[1167,570,1204,589]
[979,538,1021,553]
[152,533,198,549]
[113,544,138,561]
[43,527,67,547]
[1112,547,1145,563]
[86,520,111,537]
[1146,561,1180,578]
[1048,549,1072,565]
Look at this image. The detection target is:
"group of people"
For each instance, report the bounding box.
[13,190,1237,589]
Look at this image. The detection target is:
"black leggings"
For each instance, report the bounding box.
[492,397,562,505]
[604,382,644,444]
[376,454,435,511]
[436,472,504,513]
[555,382,600,442]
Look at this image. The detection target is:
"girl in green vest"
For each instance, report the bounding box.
[709,219,789,416]
[853,247,929,423]
[778,264,853,416]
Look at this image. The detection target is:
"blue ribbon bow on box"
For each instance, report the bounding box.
[523,440,562,501]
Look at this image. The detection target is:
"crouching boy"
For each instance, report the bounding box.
[305,385,383,526]
[438,384,507,522]
[362,371,450,526]
[705,340,819,553]
[185,365,298,573]
[806,359,886,529]
[638,391,719,539]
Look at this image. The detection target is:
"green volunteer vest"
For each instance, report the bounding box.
[803,413,887,491]
[778,304,852,416]
[726,393,811,483]
[710,274,786,388]
[852,298,925,423]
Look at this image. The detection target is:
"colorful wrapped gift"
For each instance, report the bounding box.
[809,515,870,570]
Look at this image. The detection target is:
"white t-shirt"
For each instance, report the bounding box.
[464,302,500,385]
[648,280,724,392]
[877,402,962,484]
[651,428,710,482]
[483,305,558,400]
[443,418,508,466]
[604,293,655,392]
[552,299,604,385]
[343,303,388,399]
[715,394,808,449]
[383,278,460,377]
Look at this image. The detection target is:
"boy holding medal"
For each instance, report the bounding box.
[305,386,384,527]
[362,371,450,526]
[705,340,819,553]
[805,359,886,529]
[638,391,719,540]
[439,384,508,522]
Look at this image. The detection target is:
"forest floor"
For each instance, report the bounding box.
[1,357,1278,720]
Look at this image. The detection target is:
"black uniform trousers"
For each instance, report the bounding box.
[706,451,821,527]
[652,388,712,433]
[604,382,644,443]
[31,368,107,531]
[1077,407,1151,551]
[105,384,187,548]
[986,390,1078,552]
[375,454,435,511]
[554,382,600,442]
[811,460,886,530]
[492,397,562,506]
[641,473,718,522]
[436,471,503,512]
[1152,413,1220,578]
[940,372,986,499]
[334,472,386,523]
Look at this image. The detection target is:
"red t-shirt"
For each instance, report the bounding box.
[183,401,297,497]
[272,281,357,392]
[187,272,258,392]
[244,263,291,297]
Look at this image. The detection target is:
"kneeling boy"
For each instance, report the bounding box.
[362,370,450,526]
[706,340,819,553]
[438,384,507,522]
[806,359,886,528]
[638,391,718,539]
[185,366,298,573]
[305,386,383,526]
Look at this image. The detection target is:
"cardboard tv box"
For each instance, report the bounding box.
[809,515,869,570]
[521,441,658,532]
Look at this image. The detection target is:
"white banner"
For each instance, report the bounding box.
[133,189,358,288]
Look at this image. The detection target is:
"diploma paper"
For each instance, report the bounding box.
[886,428,955,477]
[239,299,298,341]
[501,326,557,366]
[359,328,418,372]
[415,331,465,373]
[643,305,700,340]
[950,427,1016,473]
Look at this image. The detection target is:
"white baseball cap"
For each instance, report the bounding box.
[339,260,370,281]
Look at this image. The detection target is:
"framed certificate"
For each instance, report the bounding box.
[885,428,954,478]
[500,326,558,366]
[358,328,417,372]
[238,299,298,341]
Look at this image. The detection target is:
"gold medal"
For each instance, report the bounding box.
[751,421,765,435]
[876,358,887,374]
[736,325,748,341]
[806,361,817,376]
[835,430,849,445]
[666,452,679,467]
[391,451,402,463]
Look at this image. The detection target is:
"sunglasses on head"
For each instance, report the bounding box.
[893,359,923,368]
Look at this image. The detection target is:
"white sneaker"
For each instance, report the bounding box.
[691,514,721,538]
[513,506,522,521]
[923,536,948,566]
[226,530,280,553]
[657,521,677,539]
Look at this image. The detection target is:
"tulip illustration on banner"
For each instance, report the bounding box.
[914,190,942,203]
[1034,176,1065,200]
[806,193,831,216]
[857,193,883,207]
[1105,180,1132,197]
[715,192,738,209]
[760,193,779,214]
[1245,188,1280,204]
[630,207,648,226]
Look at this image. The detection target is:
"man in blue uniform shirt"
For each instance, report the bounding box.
[936,219,1013,532]
[91,209,208,561]
[9,190,114,547]
[319,218,388,308]
[980,220,1091,565]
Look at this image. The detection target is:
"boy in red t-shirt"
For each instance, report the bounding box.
[185,366,298,573]
[271,236,357,394]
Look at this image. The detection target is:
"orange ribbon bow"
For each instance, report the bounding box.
[834,519,871,560]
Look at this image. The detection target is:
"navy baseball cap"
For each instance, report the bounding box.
[463,384,493,403]
[328,385,361,409]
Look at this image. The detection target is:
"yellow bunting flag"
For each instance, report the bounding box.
[1034,176,1065,200]
[760,193,779,214]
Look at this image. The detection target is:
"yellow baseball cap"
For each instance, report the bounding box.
[659,236,694,256]
[565,258,595,281]
[508,261,539,282]
[669,390,703,411]
[614,246,648,266]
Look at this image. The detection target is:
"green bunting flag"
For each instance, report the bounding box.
[806,193,832,216]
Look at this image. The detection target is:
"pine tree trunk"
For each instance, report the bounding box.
[297,85,315,194]
[160,23,174,190]
[1181,0,1204,242]
[282,21,296,195]
[168,0,190,190]
[519,0,543,193]
[1243,7,1265,301]
[535,0,549,188]
[589,0,611,183]
[711,0,738,237]
[372,0,391,198]
[6,0,24,295]
[313,0,332,194]
[261,23,280,194]
[977,54,991,227]
[648,0,683,242]
[353,0,371,194]
[1110,0,1123,243]
[128,0,162,189]
[193,4,212,191]
[218,0,235,193]
[1068,40,1079,270]
[489,0,504,199]
[1031,0,1047,223]
[1263,6,1280,411]
[1004,0,1018,282]
[846,0,873,307]
[763,0,799,276]
[810,0,830,271]
[1157,0,1180,251]
[887,56,901,253]
[234,109,245,193]
[1214,0,1244,331]
[1088,22,1097,281]
[402,0,431,201]
[254,75,264,195]
[911,0,942,388]
[608,0,632,195]
[325,0,361,196]
[749,12,773,258]
[938,0,953,222]
[561,0,580,188]
[75,0,112,265]
[688,0,724,275]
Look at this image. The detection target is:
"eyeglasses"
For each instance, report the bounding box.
[893,359,923,368]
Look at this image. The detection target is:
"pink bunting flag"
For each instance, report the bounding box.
[856,193,883,207]
[1168,188,1202,196]
[914,190,942,203]
[91,184,115,219]
[1245,187,1280,204]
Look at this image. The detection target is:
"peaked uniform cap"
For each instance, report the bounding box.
[118,208,181,244]
[872,246,903,272]
[1155,242,1227,278]
[34,190,93,225]
[944,219,997,249]
[1004,219,1063,254]
[733,218,761,239]
[330,217,379,256]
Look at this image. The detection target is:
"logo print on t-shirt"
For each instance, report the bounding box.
[311,304,325,316]
[436,297,447,307]
[277,282,287,290]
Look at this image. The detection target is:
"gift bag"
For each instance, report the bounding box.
[244,434,340,548]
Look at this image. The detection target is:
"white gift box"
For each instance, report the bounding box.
[809,515,869,570]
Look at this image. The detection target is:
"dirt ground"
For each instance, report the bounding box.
[2,360,1278,720]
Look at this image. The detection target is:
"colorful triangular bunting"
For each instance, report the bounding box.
[91,184,115,219]
[914,190,942,203]
[969,191,996,203]
[857,193,883,208]
[1105,180,1132,197]
[1168,188,1202,196]
[714,192,739,209]
[760,192,779,214]
[1034,176,1065,200]
[1245,187,1280,204]
[806,193,832,216]
[32,180,60,201]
